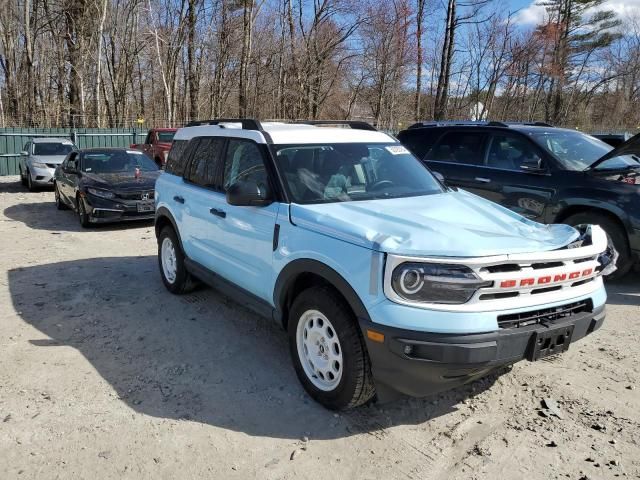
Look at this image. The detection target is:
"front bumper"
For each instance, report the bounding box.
[82,195,155,224]
[360,304,605,399]
[29,166,56,185]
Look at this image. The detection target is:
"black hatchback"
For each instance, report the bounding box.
[53,148,161,228]
[398,122,640,278]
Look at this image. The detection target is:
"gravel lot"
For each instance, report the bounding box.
[1,175,639,480]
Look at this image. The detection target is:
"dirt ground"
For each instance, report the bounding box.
[0,175,638,480]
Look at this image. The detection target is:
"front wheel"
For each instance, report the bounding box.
[288,286,375,410]
[27,169,36,192]
[565,212,631,279]
[54,183,67,210]
[77,195,90,228]
[19,167,27,186]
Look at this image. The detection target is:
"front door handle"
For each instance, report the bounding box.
[173,195,185,204]
[474,177,491,183]
[210,207,226,218]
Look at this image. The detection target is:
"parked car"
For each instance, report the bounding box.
[130,128,177,167]
[591,132,633,148]
[154,118,613,410]
[19,137,76,191]
[54,148,160,227]
[398,121,640,278]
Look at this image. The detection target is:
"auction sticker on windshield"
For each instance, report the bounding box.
[385,145,410,155]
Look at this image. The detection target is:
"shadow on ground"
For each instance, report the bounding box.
[8,255,504,440]
[4,200,153,232]
[605,275,640,307]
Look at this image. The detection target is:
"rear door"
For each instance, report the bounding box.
[179,137,228,269]
[483,132,555,220]
[424,130,492,197]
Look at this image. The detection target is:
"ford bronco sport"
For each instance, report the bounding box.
[154,119,615,410]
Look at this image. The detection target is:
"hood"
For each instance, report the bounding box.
[290,190,578,257]
[588,132,640,170]
[81,170,161,190]
[32,155,67,164]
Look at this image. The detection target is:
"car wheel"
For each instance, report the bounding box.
[158,226,196,294]
[77,195,90,228]
[54,183,67,210]
[19,167,27,186]
[565,212,631,279]
[27,169,36,192]
[289,286,375,410]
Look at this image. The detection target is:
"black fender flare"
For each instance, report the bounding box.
[155,206,184,250]
[273,259,371,327]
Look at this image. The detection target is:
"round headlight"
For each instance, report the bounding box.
[398,267,425,294]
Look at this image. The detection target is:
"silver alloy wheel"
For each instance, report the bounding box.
[161,237,178,284]
[296,309,343,391]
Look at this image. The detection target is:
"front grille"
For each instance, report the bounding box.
[116,190,154,200]
[46,163,58,168]
[497,299,593,329]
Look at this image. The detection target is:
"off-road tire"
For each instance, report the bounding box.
[288,286,375,410]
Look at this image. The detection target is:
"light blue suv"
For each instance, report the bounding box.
[155,119,614,410]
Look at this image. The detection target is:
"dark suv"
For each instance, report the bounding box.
[398,121,640,277]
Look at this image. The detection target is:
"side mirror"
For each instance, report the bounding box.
[432,171,445,184]
[520,159,546,174]
[64,164,78,174]
[226,180,271,207]
[20,151,28,156]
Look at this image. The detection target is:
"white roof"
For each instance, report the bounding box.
[174,122,394,144]
[32,137,74,144]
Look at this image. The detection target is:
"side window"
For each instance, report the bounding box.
[426,131,487,166]
[223,139,268,191]
[487,134,542,171]
[67,152,79,171]
[398,129,440,160]
[185,138,225,188]
[165,140,189,176]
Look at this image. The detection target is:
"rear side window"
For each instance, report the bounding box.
[426,131,488,166]
[165,140,189,176]
[185,138,226,188]
[398,129,441,159]
[487,134,542,171]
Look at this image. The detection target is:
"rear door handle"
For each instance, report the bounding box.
[474,177,491,183]
[210,208,226,218]
[173,195,185,204]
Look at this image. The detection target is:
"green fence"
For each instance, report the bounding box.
[0,128,146,176]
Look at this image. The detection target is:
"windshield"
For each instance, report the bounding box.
[157,131,176,142]
[33,143,74,156]
[531,131,613,170]
[81,150,159,174]
[273,143,444,203]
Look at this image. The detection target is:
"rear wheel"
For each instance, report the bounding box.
[158,226,196,294]
[288,286,375,410]
[564,212,631,279]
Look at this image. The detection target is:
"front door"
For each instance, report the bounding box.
[483,132,555,220]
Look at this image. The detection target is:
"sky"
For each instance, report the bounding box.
[513,0,640,25]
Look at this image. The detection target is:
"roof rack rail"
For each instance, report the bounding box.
[185,118,264,130]
[408,120,554,129]
[293,120,377,131]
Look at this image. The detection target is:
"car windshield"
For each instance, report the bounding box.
[273,143,444,203]
[531,131,613,170]
[81,150,159,174]
[33,143,74,156]
[157,131,176,142]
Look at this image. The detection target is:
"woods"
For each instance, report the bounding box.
[0,0,638,130]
